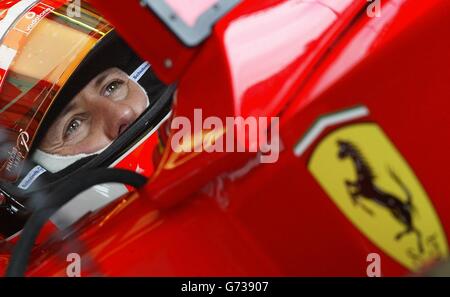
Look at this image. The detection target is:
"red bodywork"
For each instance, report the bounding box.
[2,0,450,276]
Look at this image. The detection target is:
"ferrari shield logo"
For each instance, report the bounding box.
[308,122,448,271]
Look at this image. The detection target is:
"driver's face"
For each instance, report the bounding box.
[39,67,148,156]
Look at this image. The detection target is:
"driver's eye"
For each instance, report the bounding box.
[103,80,125,97]
[64,118,82,139]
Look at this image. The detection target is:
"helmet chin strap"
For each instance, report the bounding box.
[32,145,112,173]
[131,61,151,109]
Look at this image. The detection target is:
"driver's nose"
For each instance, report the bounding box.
[102,101,137,140]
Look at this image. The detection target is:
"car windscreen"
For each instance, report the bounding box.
[140,0,241,46]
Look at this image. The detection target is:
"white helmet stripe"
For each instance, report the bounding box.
[130,61,151,82]
[0,0,39,41]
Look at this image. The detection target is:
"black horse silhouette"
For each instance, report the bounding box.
[337,140,423,254]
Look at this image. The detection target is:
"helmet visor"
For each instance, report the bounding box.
[0,0,112,181]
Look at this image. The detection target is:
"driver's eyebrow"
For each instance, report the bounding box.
[59,101,78,119]
[94,73,109,88]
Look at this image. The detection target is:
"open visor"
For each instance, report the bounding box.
[0,0,112,181]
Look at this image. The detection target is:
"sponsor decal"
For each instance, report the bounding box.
[18,165,46,190]
[14,1,54,35]
[17,129,30,153]
[130,62,151,82]
[305,118,448,271]
[0,1,52,89]
[5,146,24,175]
[4,129,30,179]
[0,0,38,40]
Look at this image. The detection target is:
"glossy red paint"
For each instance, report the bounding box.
[222,0,366,119]
[144,0,367,207]
[113,131,161,190]
[89,0,198,84]
[3,0,450,276]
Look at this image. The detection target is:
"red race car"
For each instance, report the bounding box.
[0,0,450,277]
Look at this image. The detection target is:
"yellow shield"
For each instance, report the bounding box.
[308,123,448,271]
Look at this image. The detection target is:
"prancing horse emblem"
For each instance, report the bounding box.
[337,140,424,254]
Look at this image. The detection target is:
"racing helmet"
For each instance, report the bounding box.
[0,0,173,239]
